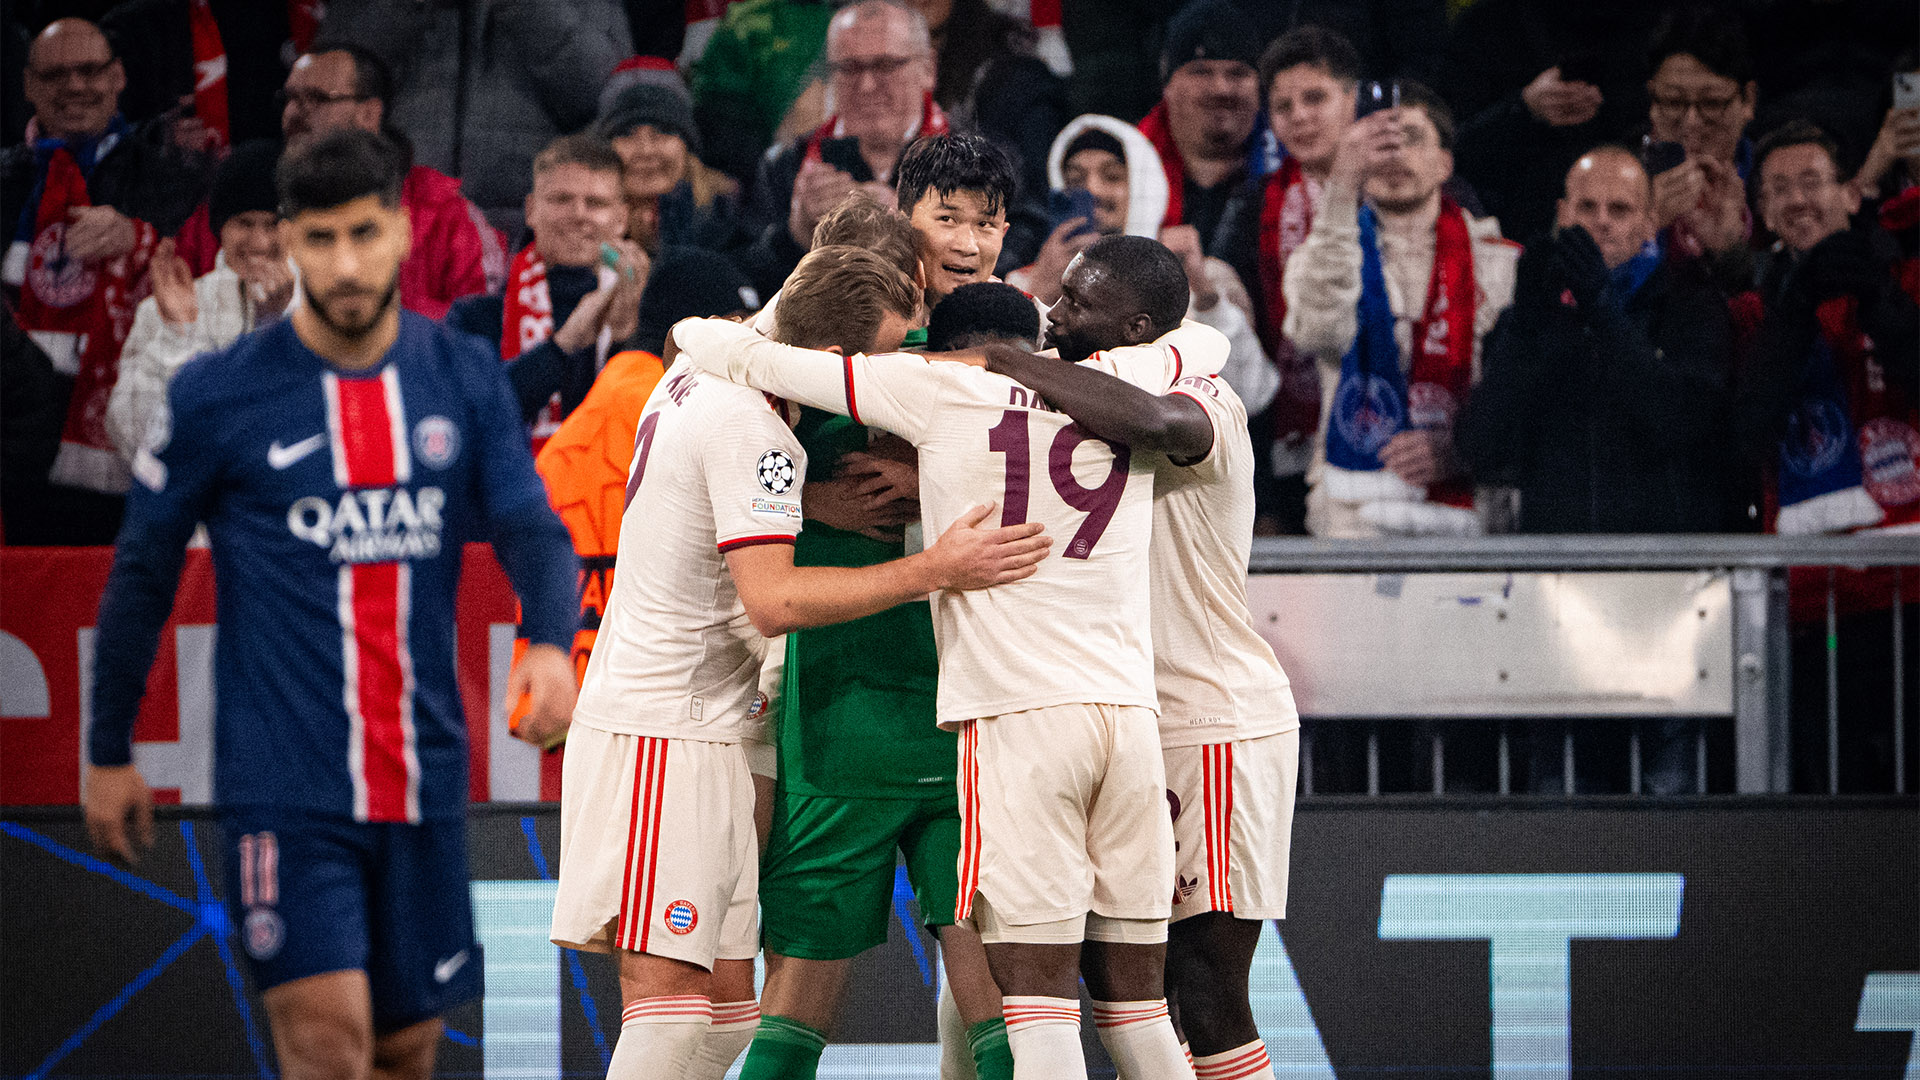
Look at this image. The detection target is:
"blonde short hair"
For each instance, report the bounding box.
[775,244,920,353]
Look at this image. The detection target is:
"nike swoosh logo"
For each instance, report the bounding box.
[434,949,469,984]
[267,434,326,470]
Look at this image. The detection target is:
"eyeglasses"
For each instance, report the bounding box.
[1648,87,1741,123]
[276,87,368,110]
[827,55,922,81]
[26,59,115,83]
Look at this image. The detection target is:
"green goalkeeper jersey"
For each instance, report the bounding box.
[779,401,955,800]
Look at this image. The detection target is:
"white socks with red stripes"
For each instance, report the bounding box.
[1192,1039,1275,1080]
[1002,996,1084,1079]
[683,999,760,1080]
[608,995,711,1079]
[1090,999,1194,1078]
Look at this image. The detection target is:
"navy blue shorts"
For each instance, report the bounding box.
[221,808,481,1031]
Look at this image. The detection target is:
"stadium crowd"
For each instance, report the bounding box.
[4,5,1915,769]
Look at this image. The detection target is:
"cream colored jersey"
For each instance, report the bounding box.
[1149,372,1299,747]
[674,318,1227,727]
[572,364,805,742]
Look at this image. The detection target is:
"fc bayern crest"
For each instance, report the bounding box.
[1331,373,1406,455]
[1859,418,1920,506]
[1782,400,1851,478]
[26,223,97,309]
[756,449,796,495]
[413,415,459,469]
[1406,382,1457,431]
[244,908,285,960]
[663,899,699,935]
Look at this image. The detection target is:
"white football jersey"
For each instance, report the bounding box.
[1146,372,1298,747]
[572,363,805,742]
[675,318,1227,727]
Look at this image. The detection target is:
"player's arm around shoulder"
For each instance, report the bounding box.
[982,344,1215,462]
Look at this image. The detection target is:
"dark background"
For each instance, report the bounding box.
[4,800,1916,1078]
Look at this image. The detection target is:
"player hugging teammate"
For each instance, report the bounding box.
[554,131,1299,1080]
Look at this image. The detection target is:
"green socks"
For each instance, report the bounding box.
[967,1016,1015,1080]
[737,1014,828,1080]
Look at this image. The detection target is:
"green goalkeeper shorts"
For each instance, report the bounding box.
[758,789,960,960]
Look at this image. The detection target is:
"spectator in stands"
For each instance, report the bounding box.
[1060,0,1441,125]
[106,140,287,463]
[1136,0,1274,256]
[739,0,941,301]
[596,68,745,256]
[1456,146,1736,533]
[1734,120,1919,538]
[1443,0,1658,244]
[446,134,647,448]
[535,246,760,681]
[1,18,207,543]
[1734,122,1919,793]
[690,0,836,184]
[1282,83,1518,538]
[170,45,506,318]
[1645,9,1758,270]
[318,0,631,239]
[1746,2,1918,174]
[1852,84,1920,206]
[1217,26,1363,533]
[99,0,294,149]
[1007,115,1276,417]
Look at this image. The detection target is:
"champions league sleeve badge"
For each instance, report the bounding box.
[756,449,796,495]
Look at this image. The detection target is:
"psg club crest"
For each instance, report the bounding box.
[1859,418,1920,506]
[26,223,97,309]
[756,449,796,495]
[413,415,459,470]
[1331,373,1406,456]
[663,899,699,935]
[1782,400,1851,479]
[244,908,285,960]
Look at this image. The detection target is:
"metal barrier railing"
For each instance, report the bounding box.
[1246,534,1919,797]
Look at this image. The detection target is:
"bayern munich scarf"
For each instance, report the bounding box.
[1774,296,1920,534]
[187,0,231,154]
[803,95,948,179]
[1136,102,1281,231]
[503,243,617,451]
[11,137,156,493]
[1321,198,1477,519]
[502,243,565,447]
[1255,154,1322,442]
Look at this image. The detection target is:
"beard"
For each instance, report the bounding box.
[303,275,400,339]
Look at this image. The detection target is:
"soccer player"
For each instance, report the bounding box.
[83,128,583,1080]
[980,272,1301,1080]
[674,235,1230,1080]
[737,224,1020,1080]
[898,133,1013,309]
[549,244,1052,1080]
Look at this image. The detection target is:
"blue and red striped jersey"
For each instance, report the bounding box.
[91,312,579,822]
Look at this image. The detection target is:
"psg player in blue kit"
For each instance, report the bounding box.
[84,129,581,1080]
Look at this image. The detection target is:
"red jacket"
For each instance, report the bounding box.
[174,163,504,319]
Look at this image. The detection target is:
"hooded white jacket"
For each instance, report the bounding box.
[107,253,273,461]
[1009,114,1279,415]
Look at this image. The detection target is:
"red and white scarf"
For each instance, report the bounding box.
[502,243,563,448]
[1407,198,1478,511]
[1255,155,1323,442]
[803,94,949,180]
[16,148,157,493]
[187,0,231,154]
